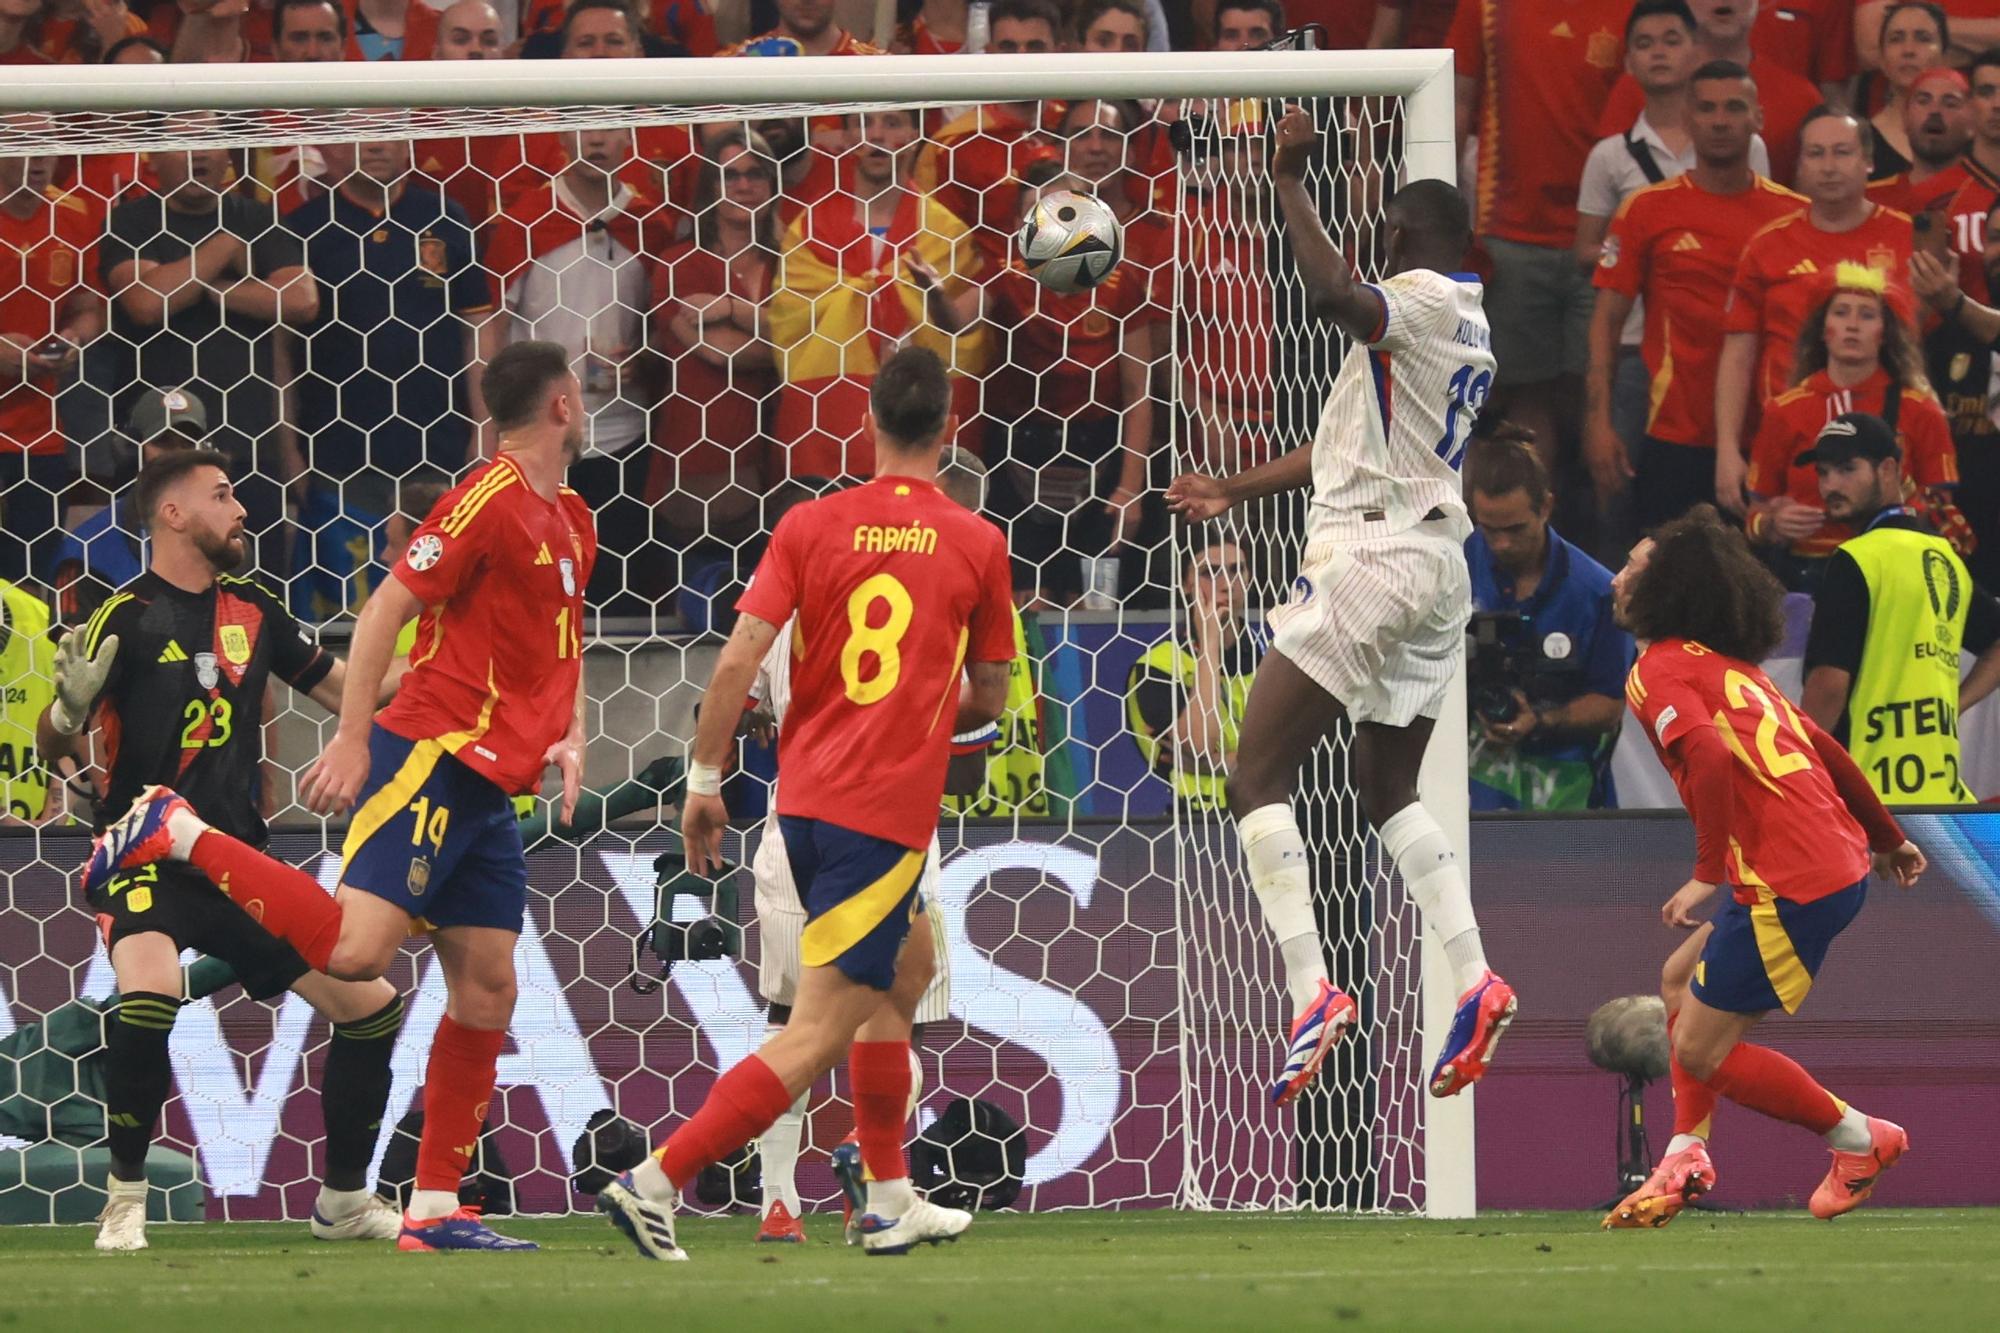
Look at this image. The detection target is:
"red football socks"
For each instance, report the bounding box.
[1670,1051,1720,1138]
[415,1015,505,1195]
[657,1055,793,1192]
[850,1040,914,1183]
[1707,1041,1843,1135]
[187,829,343,972]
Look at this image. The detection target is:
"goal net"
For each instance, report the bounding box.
[0,49,1470,1224]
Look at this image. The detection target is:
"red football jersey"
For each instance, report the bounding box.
[1595,175,1808,448]
[376,453,598,795]
[1452,0,1629,247]
[1866,163,1966,220]
[736,476,1016,849]
[1724,205,1914,404]
[0,189,96,455]
[1936,156,2000,302]
[1597,54,1822,187]
[1747,367,1959,557]
[1627,638,1870,903]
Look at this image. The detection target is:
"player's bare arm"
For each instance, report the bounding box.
[683,611,781,875]
[545,667,587,826]
[1270,106,1386,345]
[1166,443,1313,523]
[302,655,405,717]
[956,661,1010,734]
[1583,287,1637,499]
[301,572,423,816]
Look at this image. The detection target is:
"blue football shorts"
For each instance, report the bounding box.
[339,723,529,933]
[1690,878,1866,1016]
[777,815,928,991]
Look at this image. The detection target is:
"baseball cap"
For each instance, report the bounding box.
[126,387,208,442]
[1797,411,1900,468]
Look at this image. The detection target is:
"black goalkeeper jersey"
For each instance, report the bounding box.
[79,571,331,844]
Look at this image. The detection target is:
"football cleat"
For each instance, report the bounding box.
[1810,1117,1908,1220]
[396,1206,539,1251]
[597,1172,687,1261]
[1429,970,1518,1098]
[756,1199,806,1244]
[1271,979,1357,1106]
[1603,1142,1718,1229]
[82,784,201,898]
[94,1178,148,1252]
[830,1138,866,1246]
[858,1197,972,1256]
[310,1191,402,1241]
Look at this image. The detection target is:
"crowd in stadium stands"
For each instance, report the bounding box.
[12,1,2000,815]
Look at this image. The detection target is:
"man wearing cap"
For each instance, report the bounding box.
[46,390,203,629]
[1802,411,2000,804]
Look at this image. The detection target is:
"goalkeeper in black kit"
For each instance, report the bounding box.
[37,447,406,1253]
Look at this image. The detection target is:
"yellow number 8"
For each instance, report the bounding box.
[840,574,914,705]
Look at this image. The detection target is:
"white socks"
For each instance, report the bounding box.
[407,1188,459,1221]
[1664,1132,1706,1157]
[866,1176,916,1217]
[1825,1104,1874,1153]
[629,1153,677,1205]
[1237,804,1329,1011]
[315,1185,374,1217]
[1378,804,1488,994]
[758,1026,808,1216]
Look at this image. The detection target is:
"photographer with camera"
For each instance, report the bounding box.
[1465,431,1634,811]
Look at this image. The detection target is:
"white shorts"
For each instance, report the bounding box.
[1269,524,1470,728]
[751,818,952,1025]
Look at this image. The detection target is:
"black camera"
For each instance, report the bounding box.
[1467,609,1529,725]
[631,848,742,995]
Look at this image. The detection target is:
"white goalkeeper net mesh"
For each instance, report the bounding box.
[0,62,1441,1222]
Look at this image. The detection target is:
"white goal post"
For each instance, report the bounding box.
[0,48,1473,1219]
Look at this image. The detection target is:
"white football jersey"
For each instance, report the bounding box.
[1307,268,1495,544]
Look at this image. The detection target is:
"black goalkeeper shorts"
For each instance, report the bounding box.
[86,861,309,1001]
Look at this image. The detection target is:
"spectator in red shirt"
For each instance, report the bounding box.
[649,127,780,559]
[912,0,1064,268]
[1866,3,1952,179]
[405,2,525,227]
[1754,1,1857,98]
[1452,0,1630,469]
[0,0,143,64]
[1746,268,1961,585]
[1059,98,1172,316]
[1242,1,1405,50]
[1717,109,1916,512]
[1588,60,1808,529]
[1597,2,1823,188]
[986,161,1157,604]
[1933,48,2000,303]
[1868,67,1974,213]
[767,107,986,481]
[171,0,274,63]
[0,148,102,583]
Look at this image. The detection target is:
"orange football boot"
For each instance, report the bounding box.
[1603,1142,1718,1229]
[1810,1117,1908,1220]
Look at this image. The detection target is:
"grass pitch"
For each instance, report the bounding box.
[2,1209,1994,1333]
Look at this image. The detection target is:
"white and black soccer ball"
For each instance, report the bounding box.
[1016,189,1124,294]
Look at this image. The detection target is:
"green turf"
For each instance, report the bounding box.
[1,1209,1995,1333]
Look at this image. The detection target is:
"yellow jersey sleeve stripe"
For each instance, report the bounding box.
[438,468,513,535]
[800,849,927,968]
[439,466,518,537]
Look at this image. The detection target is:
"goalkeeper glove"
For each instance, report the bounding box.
[49,629,117,736]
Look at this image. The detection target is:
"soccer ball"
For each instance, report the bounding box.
[1017,189,1124,294]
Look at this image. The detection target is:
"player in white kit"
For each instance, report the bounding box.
[742,479,991,1244]
[1167,107,1518,1108]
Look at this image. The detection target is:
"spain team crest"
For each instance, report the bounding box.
[46,247,74,288]
[219,623,251,667]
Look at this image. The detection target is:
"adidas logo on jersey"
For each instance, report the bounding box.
[1671,233,1702,252]
[1789,259,1820,277]
[534,544,553,565]
[158,641,188,663]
